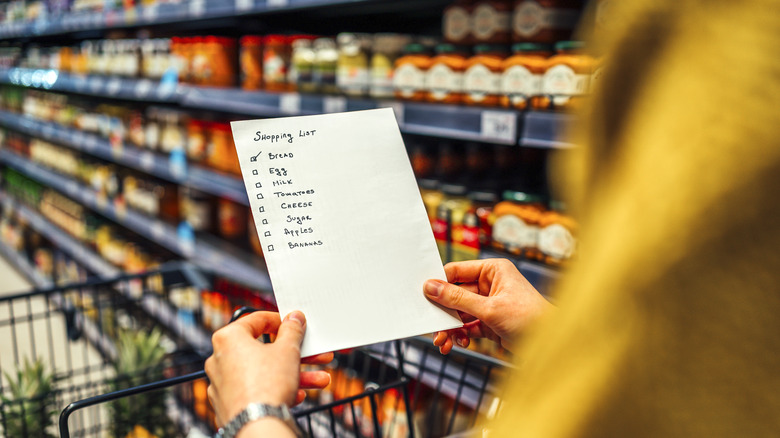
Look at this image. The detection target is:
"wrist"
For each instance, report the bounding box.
[216,402,302,438]
[236,417,297,438]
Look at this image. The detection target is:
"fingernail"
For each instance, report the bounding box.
[424,280,443,298]
[456,337,465,348]
[285,311,305,326]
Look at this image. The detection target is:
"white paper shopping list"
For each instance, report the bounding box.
[231,108,462,357]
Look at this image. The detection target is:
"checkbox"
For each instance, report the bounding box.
[264,231,271,237]
[258,206,265,213]
[257,193,264,199]
[262,219,268,225]
[267,245,274,252]
[255,182,262,188]
[252,169,258,175]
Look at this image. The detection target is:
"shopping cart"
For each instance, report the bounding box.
[1,263,510,437]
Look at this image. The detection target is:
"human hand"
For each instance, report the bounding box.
[204,311,334,428]
[424,259,555,354]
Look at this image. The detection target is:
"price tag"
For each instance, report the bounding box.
[189,0,206,17]
[143,4,159,22]
[267,0,288,7]
[90,77,104,94]
[74,75,88,92]
[236,0,253,11]
[106,78,122,96]
[481,110,517,143]
[279,93,301,114]
[323,96,347,113]
[135,79,153,98]
[140,151,155,171]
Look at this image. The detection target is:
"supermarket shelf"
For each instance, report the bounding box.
[0,239,53,288]
[519,111,576,149]
[0,190,120,277]
[0,109,250,205]
[0,150,273,292]
[0,0,434,39]
[0,68,180,103]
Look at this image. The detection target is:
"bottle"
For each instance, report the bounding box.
[443,0,474,44]
[289,36,317,93]
[393,43,431,101]
[500,42,550,109]
[491,190,545,257]
[512,0,582,43]
[472,0,513,44]
[337,33,371,97]
[538,40,594,110]
[462,44,506,106]
[425,43,468,104]
[369,34,410,99]
[537,200,577,265]
[312,37,339,94]
[262,35,292,92]
[240,35,263,90]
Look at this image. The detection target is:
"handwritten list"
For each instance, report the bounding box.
[231,108,461,357]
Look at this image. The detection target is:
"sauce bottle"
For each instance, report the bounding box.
[443,0,474,44]
[538,40,593,110]
[472,0,513,44]
[491,190,545,257]
[537,200,576,266]
[512,0,582,43]
[462,44,506,106]
[393,43,431,101]
[500,42,550,109]
[425,43,468,104]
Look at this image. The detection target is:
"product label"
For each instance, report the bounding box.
[336,65,370,93]
[393,64,426,97]
[444,6,471,41]
[463,64,501,101]
[513,1,580,38]
[541,64,589,105]
[500,65,542,103]
[472,4,510,41]
[425,63,463,101]
[493,215,538,251]
[264,53,287,83]
[432,217,449,242]
[538,223,575,260]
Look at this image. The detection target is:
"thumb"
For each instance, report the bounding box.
[424,280,489,320]
[276,311,307,353]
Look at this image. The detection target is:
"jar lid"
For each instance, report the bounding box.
[240,35,263,45]
[502,190,544,203]
[418,178,440,190]
[468,190,499,203]
[554,41,586,52]
[435,43,467,55]
[511,42,551,53]
[441,183,469,196]
[473,44,508,55]
[402,42,428,55]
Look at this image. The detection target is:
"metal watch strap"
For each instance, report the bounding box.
[215,403,304,438]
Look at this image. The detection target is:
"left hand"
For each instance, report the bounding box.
[204,311,334,427]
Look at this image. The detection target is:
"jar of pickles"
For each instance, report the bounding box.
[370,34,410,99]
[538,41,594,110]
[491,190,545,257]
[425,43,468,104]
[393,43,431,101]
[462,44,506,106]
[500,42,550,109]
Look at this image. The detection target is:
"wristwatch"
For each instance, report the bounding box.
[215,402,304,438]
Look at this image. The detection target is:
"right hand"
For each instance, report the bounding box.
[424,259,555,354]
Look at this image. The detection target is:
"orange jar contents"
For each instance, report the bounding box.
[207,122,240,175]
[537,201,577,266]
[462,44,506,106]
[472,0,513,44]
[240,35,263,90]
[263,35,292,92]
[491,190,545,257]
[425,43,468,104]
[500,42,550,109]
[217,198,247,243]
[512,0,582,43]
[538,41,594,110]
[393,43,431,101]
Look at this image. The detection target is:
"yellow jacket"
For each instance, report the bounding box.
[494,0,780,436]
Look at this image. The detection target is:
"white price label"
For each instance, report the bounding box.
[267,0,288,7]
[323,96,347,113]
[140,151,155,171]
[135,79,153,98]
[236,0,253,11]
[106,78,122,95]
[189,0,206,16]
[481,110,517,143]
[279,93,301,114]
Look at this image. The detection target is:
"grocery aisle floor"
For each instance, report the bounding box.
[0,255,32,296]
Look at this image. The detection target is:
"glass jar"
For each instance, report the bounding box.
[208,122,240,175]
[186,119,208,162]
[443,0,474,44]
[472,0,513,44]
[468,190,498,249]
[337,32,372,97]
[491,190,545,257]
[512,0,582,43]
[537,200,577,266]
[425,43,468,104]
[263,35,292,92]
[369,34,410,99]
[313,37,339,94]
[462,44,506,106]
[500,42,550,109]
[538,40,594,110]
[218,198,247,243]
[289,36,317,93]
[240,35,263,90]
[181,187,214,233]
[393,43,431,101]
